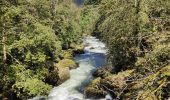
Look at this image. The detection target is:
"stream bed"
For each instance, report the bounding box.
[40,36,107,100]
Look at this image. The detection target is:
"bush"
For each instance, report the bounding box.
[13,78,52,99]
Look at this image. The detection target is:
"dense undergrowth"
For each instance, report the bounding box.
[0,0,170,99]
[0,0,98,99]
[84,0,170,99]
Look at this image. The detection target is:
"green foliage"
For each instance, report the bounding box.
[80,7,99,35]
[132,65,170,100]
[0,0,86,99]
[95,0,138,71]
[13,78,52,99]
[53,2,83,49]
[86,0,170,99]
[85,0,102,5]
[1,0,169,99]
[85,70,134,99]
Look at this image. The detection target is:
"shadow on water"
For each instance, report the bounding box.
[75,53,106,68]
[74,0,84,5]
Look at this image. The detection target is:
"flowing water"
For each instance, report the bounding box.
[48,36,108,100]
[74,0,84,5]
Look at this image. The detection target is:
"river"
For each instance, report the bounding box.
[48,36,107,100]
[74,0,84,5]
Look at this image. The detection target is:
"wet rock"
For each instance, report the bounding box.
[100,74,126,92]
[90,47,95,49]
[53,59,78,84]
[70,43,85,55]
[92,67,112,78]
[84,43,90,47]
[100,70,134,94]
[56,66,70,84]
[45,69,59,86]
[68,97,80,100]
[85,70,134,99]
[47,59,78,85]
[105,94,113,100]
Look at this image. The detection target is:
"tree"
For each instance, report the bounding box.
[87,0,170,99]
[0,0,86,99]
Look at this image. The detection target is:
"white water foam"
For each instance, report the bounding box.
[48,36,108,100]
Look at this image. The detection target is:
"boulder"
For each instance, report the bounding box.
[56,66,70,84]
[53,59,78,84]
[46,60,72,85]
[70,43,85,55]
[84,78,107,99]
[45,69,59,86]
[85,70,134,99]
[57,59,78,69]
[90,47,95,49]
[100,70,134,94]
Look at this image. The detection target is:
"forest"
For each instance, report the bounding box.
[0,0,170,100]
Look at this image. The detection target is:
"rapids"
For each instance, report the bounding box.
[48,36,108,100]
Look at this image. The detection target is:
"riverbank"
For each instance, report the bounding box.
[48,36,107,100]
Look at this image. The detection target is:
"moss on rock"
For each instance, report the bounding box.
[85,70,134,99]
[56,59,78,69]
[53,59,78,84]
[70,43,85,55]
[84,78,107,99]
[56,66,70,84]
[93,67,112,78]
